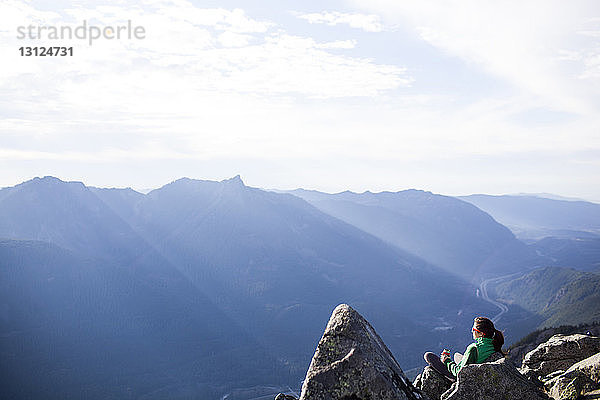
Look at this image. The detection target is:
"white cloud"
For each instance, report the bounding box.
[296,11,384,32]
[350,0,600,115]
[0,1,409,100]
[218,31,253,47]
[0,0,411,167]
[152,4,274,33]
[316,39,356,49]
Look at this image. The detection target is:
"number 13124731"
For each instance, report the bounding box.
[19,47,73,56]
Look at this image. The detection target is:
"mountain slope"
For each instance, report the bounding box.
[285,188,538,280]
[459,194,600,240]
[489,266,600,328]
[530,237,600,272]
[0,239,285,399]
[0,176,149,264]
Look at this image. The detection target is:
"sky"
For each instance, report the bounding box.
[1,0,599,200]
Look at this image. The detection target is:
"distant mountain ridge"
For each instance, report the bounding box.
[512,193,593,202]
[285,188,539,280]
[0,176,148,264]
[459,194,600,240]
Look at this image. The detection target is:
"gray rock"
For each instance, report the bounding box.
[520,334,600,380]
[299,304,426,400]
[441,357,549,400]
[275,394,299,400]
[509,326,600,368]
[540,370,566,383]
[485,352,506,363]
[581,389,600,399]
[413,366,452,400]
[545,352,600,400]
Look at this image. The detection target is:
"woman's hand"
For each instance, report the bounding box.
[440,349,450,363]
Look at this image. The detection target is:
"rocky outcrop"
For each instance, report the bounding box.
[544,352,600,400]
[413,366,452,400]
[509,325,600,367]
[298,304,425,400]
[441,357,549,400]
[288,306,599,400]
[520,334,600,380]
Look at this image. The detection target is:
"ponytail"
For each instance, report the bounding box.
[492,329,505,354]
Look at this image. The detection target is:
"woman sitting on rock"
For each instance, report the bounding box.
[424,317,504,381]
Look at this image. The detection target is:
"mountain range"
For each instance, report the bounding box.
[0,176,500,399]
[285,188,539,280]
[0,176,598,399]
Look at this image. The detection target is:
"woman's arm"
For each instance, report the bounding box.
[443,344,478,377]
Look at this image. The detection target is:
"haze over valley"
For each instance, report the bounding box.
[1,175,598,399]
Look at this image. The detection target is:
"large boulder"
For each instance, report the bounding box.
[441,357,550,400]
[299,304,426,400]
[545,352,600,400]
[509,326,600,367]
[413,366,452,400]
[520,334,600,380]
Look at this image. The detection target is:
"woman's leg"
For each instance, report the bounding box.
[424,352,456,381]
[454,352,463,365]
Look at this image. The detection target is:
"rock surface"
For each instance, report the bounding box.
[509,326,600,367]
[520,334,600,380]
[275,394,299,400]
[299,304,426,400]
[441,357,550,400]
[413,366,451,400]
[545,352,600,400]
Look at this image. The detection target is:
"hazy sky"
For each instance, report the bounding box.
[1,0,599,200]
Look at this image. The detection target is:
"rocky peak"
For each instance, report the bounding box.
[17,176,86,192]
[298,304,424,400]
[221,174,245,187]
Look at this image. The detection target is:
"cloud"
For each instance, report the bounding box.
[350,0,600,115]
[296,11,384,32]
[316,39,357,49]
[0,1,409,100]
[0,0,411,165]
[150,4,274,33]
[218,31,253,47]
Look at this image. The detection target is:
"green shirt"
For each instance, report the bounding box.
[443,337,496,377]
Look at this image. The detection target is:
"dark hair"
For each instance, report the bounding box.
[474,317,505,353]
